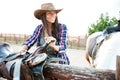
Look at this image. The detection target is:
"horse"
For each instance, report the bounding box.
[85,32,120,70]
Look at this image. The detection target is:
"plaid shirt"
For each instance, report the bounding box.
[23,24,70,64]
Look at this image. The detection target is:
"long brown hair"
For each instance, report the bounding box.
[41,13,60,41]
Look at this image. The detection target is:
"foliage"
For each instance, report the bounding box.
[88,13,118,35]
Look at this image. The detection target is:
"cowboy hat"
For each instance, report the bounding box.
[34,3,62,20]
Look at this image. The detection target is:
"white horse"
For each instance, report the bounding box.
[85,32,120,70]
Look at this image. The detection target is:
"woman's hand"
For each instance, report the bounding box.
[45,36,59,51]
[44,36,59,51]
[44,36,56,44]
[19,45,28,55]
[44,36,56,47]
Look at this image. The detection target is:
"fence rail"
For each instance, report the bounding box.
[44,63,116,80]
[44,55,120,80]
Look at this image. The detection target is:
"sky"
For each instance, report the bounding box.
[0,0,120,36]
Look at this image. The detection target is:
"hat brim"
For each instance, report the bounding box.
[34,9,62,20]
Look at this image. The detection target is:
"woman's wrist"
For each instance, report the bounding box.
[53,45,59,52]
[20,45,28,53]
[20,49,27,53]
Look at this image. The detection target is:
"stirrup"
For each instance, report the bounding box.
[27,53,47,67]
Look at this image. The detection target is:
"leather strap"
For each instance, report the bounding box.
[0,53,21,63]
[13,58,22,80]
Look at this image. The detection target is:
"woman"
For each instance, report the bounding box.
[20,3,70,65]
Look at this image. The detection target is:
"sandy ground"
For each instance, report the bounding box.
[10,44,90,67]
[66,49,89,67]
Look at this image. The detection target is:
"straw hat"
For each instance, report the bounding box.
[34,3,62,20]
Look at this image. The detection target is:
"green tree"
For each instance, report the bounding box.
[88,13,118,35]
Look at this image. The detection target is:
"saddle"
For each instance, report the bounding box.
[0,42,66,80]
[0,43,48,80]
[0,52,34,80]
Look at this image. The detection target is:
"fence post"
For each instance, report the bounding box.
[116,55,120,80]
[4,33,6,42]
[77,36,80,47]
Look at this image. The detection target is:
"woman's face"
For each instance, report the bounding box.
[46,11,57,23]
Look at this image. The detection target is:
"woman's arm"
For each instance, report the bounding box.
[58,24,68,51]
[22,25,42,50]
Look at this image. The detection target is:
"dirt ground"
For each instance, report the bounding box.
[66,49,89,67]
[10,44,90,67]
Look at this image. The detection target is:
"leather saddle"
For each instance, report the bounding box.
[0,43,48,80]
[0,42,66,80]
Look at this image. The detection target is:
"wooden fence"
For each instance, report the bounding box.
[0,33,30,44]
[0,33,87,48]
[68,36,87,49]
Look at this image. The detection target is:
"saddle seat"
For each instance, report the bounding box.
[26,53,48,67]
